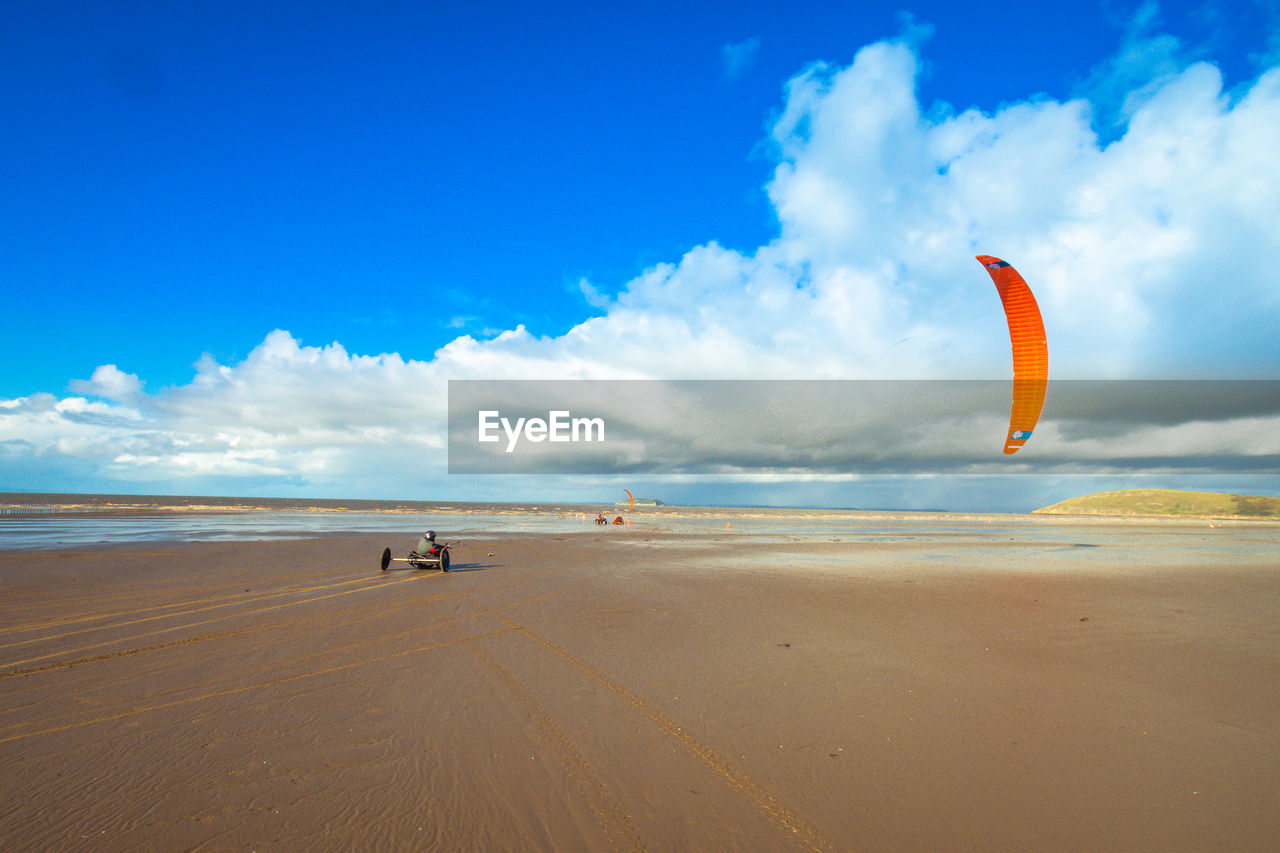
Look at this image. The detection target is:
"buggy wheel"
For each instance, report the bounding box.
[380,547,391,571]
[440,551,450,571]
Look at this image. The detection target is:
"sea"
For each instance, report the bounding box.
[0,492,1141,551]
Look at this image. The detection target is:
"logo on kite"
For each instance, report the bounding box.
[975,255,1048,455]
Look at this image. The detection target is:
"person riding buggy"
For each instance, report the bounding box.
[416,530,440,556]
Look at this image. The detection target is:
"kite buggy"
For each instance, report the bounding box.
[380,530,450,572]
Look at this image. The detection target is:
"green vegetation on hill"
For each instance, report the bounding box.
[1034,489,1280,519]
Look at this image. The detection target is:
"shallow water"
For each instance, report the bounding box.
[0,511,588,549]
[1,505,1273,557]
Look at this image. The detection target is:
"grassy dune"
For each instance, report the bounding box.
[1034,489,1280,519]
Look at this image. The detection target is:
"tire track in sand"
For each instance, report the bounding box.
[443,595,645,852]
[1,577,454,680]
[0,574,427,671]
[0,576,601,739]
[0,623,280,680]
[0,574,394,648]
[2,556,581,676]
[489,611,836,853]
[0,560,578,680]
[0,626,522,746]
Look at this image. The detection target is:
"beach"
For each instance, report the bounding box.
[2,518,1278,851]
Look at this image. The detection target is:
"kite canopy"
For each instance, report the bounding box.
[623,489,634,511]
[976,255,1048,455]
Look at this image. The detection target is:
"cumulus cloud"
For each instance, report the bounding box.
[3,332,443,490]
[69,364,145,402]
[5,20,1280,498]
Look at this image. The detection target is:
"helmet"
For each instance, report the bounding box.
[424,530,436,541]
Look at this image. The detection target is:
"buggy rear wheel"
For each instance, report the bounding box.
[440,551,450,571]
[380,547,391,571]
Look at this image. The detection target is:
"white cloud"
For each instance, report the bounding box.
[1076,0,1186,129]
[5,22,1280,495]
[68,364,145,402]
[576,276,611,310]
[721,37,760,81]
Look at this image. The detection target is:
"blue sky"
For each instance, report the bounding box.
[3,1,1279,509]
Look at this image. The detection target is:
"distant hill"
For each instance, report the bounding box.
[616,497,664,506]
[1034,489,1280,519]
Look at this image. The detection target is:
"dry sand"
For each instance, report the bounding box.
[1,522,1278,851]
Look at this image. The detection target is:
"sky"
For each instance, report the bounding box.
[2,0,1279,510]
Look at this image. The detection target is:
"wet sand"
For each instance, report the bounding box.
[1,523,1278,851]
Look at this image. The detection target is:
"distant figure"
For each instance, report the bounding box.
[613,516,624,525]
[596,513,607,525]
